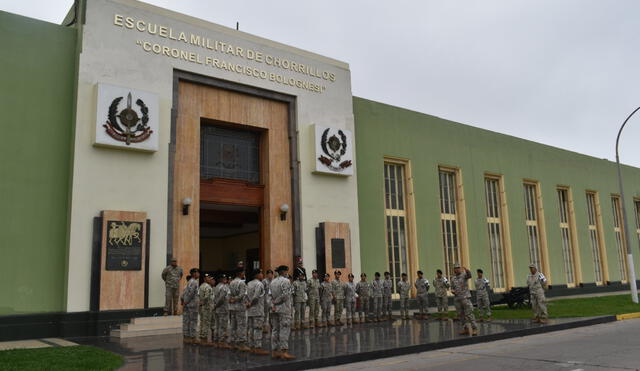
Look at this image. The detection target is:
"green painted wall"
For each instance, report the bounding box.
[0,11,77,314]
[354,97,640,287]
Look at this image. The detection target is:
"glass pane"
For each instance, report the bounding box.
[200,125,260,183]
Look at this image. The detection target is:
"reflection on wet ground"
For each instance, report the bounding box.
[72,317,590,370]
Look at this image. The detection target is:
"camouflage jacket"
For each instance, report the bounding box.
[355,281,371,298]
[228,277,247,311]
[433,277,450,297]
[246,279,265,317]
[293,280,308,303]
[182,278,199,309]
[451,270,472,299]
[345,281,357,303]
[270,276,294,314]
[397,280,411,299]
[415,277,430,297]
[214,283,230,313]
[371,279,383,298]
[320,281,333,302]
[331,279,347,300]
[161,265,183,288]
[198,282,213,312]
[527,272,547,295]
[307,278,321,300]
[382,279,393,297]
[475,277,491,296]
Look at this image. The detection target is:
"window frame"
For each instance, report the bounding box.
[611,195,629,283]
[483,174,513,292]
[438,166,469,280]
[556,186,582,287]
[586,191,609,285]
[522,180,551,282]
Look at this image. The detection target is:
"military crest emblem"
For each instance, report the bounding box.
[95,84,159,152]
[104,93,152,145]
[314,125,354,176]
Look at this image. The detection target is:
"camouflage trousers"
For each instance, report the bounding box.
[436,296,448,314]
[399,297,409,318]
[214,312,229,343]
[229,310,247,345]
[382,295,392,317]
[417,294,429,316]
[531,291,548,319]
[372,297,382,320]
[198,308,213,339]
[476,293,492,318]
[247,315,264,348]
[270,312,292,351]
[359,296,370,321]
[321,299,332,324]
[454,297,477,330]
[165,286,179,314]
[345,300,356,320]
[334,299,344,322]
[308,298,320,324]
[294,302,306,326]
[182,307,198,338]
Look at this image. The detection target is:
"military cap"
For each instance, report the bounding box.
[453,263,461,269]
[276,265,289,273]
[189,267,199,274]
[252,268,262,276]
[334,270,342,275]
[170,257,177,262]
[529,264,537,268]
[312,269,318,274]
[361,272,367,277]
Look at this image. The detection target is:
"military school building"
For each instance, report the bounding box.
[2,0,640,340]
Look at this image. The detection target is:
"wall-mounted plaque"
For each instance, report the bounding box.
[331,238,346,268]
[94,83,159,152]
[314,124,354,176]
[105,220,143,270]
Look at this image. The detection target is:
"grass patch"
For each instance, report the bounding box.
[0,345,123,371]
[470,294,640,319]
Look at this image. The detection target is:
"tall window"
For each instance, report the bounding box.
[635,200,640,248]
[484,177,506,290]
[557,188,577,286]
[523,183,543,269]
[586,192,604,284]
[384,162,408,293]
[611,196,628,282]
[439,168,462,278]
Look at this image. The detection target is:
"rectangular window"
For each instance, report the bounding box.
[523,183,543,269]
[586,192,604,284]
[557,188,577,286]
[439,168,462,278]
[200,125,260,183]
[384,162,408,293]
[611,196,628,282]
[635,200,640,248]
[484,177,506,290]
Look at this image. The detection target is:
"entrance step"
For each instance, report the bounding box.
[111,315,182,338]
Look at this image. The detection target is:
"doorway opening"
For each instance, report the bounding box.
[199,203,260,278]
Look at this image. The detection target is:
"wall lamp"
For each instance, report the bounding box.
[182,197,193,216]
[280,203,289,221]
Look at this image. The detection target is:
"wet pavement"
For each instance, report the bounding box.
[72,317,611,371]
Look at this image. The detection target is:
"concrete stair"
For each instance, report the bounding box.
[111,315,182,338]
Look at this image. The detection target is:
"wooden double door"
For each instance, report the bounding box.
[171,80,293,275]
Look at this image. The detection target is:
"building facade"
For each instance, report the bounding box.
[1,0,640,340]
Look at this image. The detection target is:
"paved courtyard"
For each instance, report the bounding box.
[312,319,640,371]
[72,317,609,370]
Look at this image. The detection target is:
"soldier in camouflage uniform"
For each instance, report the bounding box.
[415,270,430,320]
[382,272,393,320]
[356,273,371,323]
[397,273,411,320]
[198,274,215,345]
[246,269,269,355]
[345,273,357,325]
[434,269,450,320]
[320,273,333,327]
[270,265,295,360]
[331,270,347,326]
[293,273,308,330]
[475,269,492,322]
[161,258,183,315]
[213,275,231,349]
[228,268,250,351]
[307,269,321,328]
[371,272,384,322]
[451,264,478,336]
[527,264,548,324]
[262,269,273,333]
[181,268,199,343]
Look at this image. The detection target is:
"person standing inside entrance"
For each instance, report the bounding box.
[161,257,183,315]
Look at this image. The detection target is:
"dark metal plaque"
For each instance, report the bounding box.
[105,220,143,270]
[331,238,346,268]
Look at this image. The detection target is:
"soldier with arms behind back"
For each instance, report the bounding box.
[270,265,295,360]
[181,268,199,344]
[355,273,371,323]
[307,269,321,328]
[475,269,492,322]
[434,269,450,320]
[161,257,183,315]
[198,274,215,345]
[228,268,250,351]
[397,273,411,320]
[246,269,269,355]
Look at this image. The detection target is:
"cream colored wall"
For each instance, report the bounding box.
[66,0,360,311]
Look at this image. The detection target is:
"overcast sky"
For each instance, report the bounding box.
[3,0,640,167]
